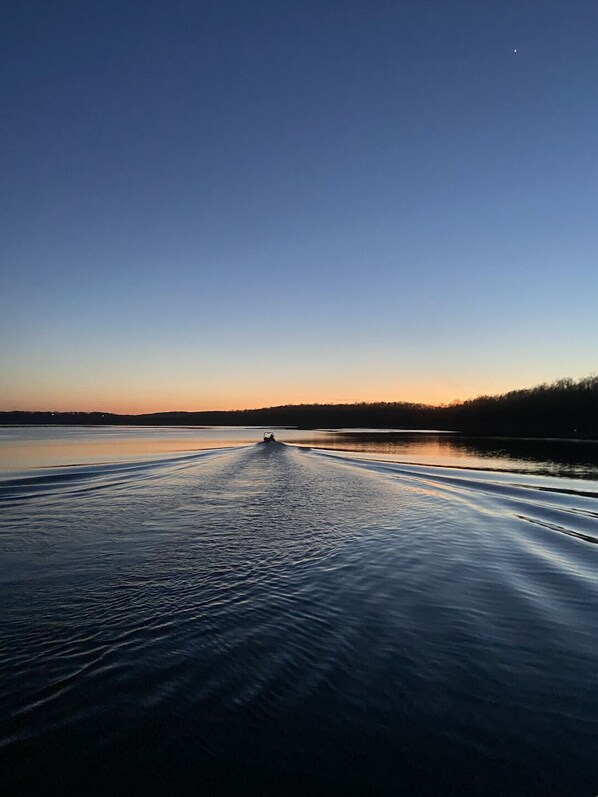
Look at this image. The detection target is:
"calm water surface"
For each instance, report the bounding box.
[1,427,598,795]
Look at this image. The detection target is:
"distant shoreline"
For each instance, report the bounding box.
[1,376,597,440]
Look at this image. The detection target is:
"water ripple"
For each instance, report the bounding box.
[1,442,597,794]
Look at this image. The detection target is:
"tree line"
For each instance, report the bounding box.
[1,375,597,438]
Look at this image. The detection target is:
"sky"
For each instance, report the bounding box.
[1,0,597,412]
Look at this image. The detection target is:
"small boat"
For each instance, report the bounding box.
[263,433,276,443]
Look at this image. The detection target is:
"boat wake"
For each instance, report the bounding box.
[1,442,597,795]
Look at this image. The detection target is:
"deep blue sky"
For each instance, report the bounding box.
[2,0,597,411]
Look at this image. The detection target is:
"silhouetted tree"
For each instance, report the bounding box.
[2,375,597,438]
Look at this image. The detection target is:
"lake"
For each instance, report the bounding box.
[1,426,597,795]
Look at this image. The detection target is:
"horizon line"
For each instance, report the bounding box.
[2,374,595,417]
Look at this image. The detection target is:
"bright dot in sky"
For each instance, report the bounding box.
[513,48,517,53]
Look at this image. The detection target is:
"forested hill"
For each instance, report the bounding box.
[2,376,597,438]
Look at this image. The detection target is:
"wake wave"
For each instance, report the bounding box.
[2,441,598,795]
[306,448,598,546]
[3,443,598,550]
[0,446,247,503]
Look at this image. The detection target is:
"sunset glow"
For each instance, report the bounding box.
[1,1,597,414]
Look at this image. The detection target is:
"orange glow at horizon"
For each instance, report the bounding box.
[0,377,540,415]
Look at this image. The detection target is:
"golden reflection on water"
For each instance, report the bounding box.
[1,428,597,478]
[0,438,247,470]
[0,429,270,470]
[293,434,507,469]
[0,428,327,471]
[299,433,598,479]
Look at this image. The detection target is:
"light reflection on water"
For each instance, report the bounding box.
[1,428,598,794]
[1,426,597,479]
[296,431,598,479]
[0,426,323,471]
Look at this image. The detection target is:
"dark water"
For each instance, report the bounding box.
[1,429,598,795]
